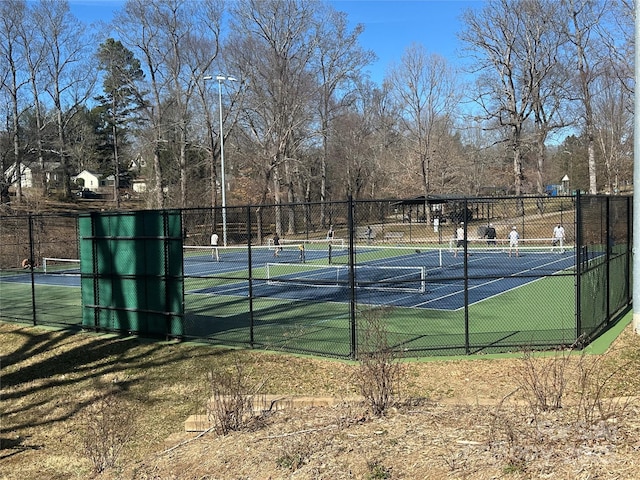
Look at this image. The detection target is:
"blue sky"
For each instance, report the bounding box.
[332,0,479,80]
[69,0,480,83]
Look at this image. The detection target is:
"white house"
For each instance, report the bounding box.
[132,178,147,193]
[73,170,109,191]
[4,163,34,189]
[4,162,63,189]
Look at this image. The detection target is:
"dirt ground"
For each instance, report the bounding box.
[1,319,639,480]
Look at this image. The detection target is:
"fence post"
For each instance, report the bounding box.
[605,197,611,323]
[247,205,254,347]
[575,191,582,339]
[627,196,633,309]
[28,214,37,326]
[348,197,357,359]
[463,199,470,354]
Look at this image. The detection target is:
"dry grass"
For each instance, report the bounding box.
[1,320,639,480]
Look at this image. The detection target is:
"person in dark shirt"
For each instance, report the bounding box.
[485,223,497,246]
[273,233,282,257]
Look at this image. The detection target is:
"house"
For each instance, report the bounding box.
[128,155,147,172]
[132,178,147,193]
[72,170,114,191]
[3,161,64,190]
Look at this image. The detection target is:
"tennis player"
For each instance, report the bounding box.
[508,226,519,257]
[210,231,220,261]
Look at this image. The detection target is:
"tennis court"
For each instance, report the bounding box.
[3,240,578,312]
[179,239,584,356]
[0,194,630,358]
[181,242,576,311]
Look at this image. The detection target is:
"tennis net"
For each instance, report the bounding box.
[328,244,445,269]
[448,237,572,253]
[183,244,311,264]
[326,243,575,274]
[265,262,426,293]
[266,237,346,250]
[42,257,81,274]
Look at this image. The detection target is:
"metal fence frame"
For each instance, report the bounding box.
[0,194,632,358]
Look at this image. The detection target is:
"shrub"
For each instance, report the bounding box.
[353,307,405,416]
[207,354,264,435]
[80,388,135,473]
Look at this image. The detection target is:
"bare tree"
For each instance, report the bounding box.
[115,0,228,210]
[604,0,633,98]
[228,0,319,235]
[333,79,403,200]
[159,0,223,208]
[313,5,374,225]
[16,1,49,195]
[115,0,175,208]
[520,0,569,197]
[592,63,633,192]
[0,0,28,203]
[562,0,608,194]
[330,111,377,199]
[38,0,95,198]
[184,0,222,209]
[162,1,193,208]
[460,0,535,202]
[387,44,460,221]
[362,81,405,198]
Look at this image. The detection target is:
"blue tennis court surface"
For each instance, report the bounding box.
[1,271,81,287]
[188,245,577,311]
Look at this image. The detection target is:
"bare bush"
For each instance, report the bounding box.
[488,400,535,475]
[80,388,136,473]
[488,345,632,472]
[207,354,265,435]
[274,433,314,472]
[573,353,630,427]
[515,348,572,411]
[515,345,629,426]
[353,307,405,416]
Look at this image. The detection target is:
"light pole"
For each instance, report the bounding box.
[205,74,236,246]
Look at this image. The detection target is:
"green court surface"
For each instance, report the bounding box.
[0,266,583,358]
[0,281,83,326]
[1,271,629,358]
[181,273,577,356]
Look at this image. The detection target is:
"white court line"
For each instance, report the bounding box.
[188,251,573,312]
[414,255,573,310]
[2,274,82,288]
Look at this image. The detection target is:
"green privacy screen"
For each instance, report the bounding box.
[79,210,184,337]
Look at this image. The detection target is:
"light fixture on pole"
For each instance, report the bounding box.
[204,74,237,246]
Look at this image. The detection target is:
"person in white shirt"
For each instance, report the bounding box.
[211,232,220,261]
[454,222,466,258]
[508,226,519,257]
[552,223,565,252]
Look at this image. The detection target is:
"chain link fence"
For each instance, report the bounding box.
[0,194,631,358]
